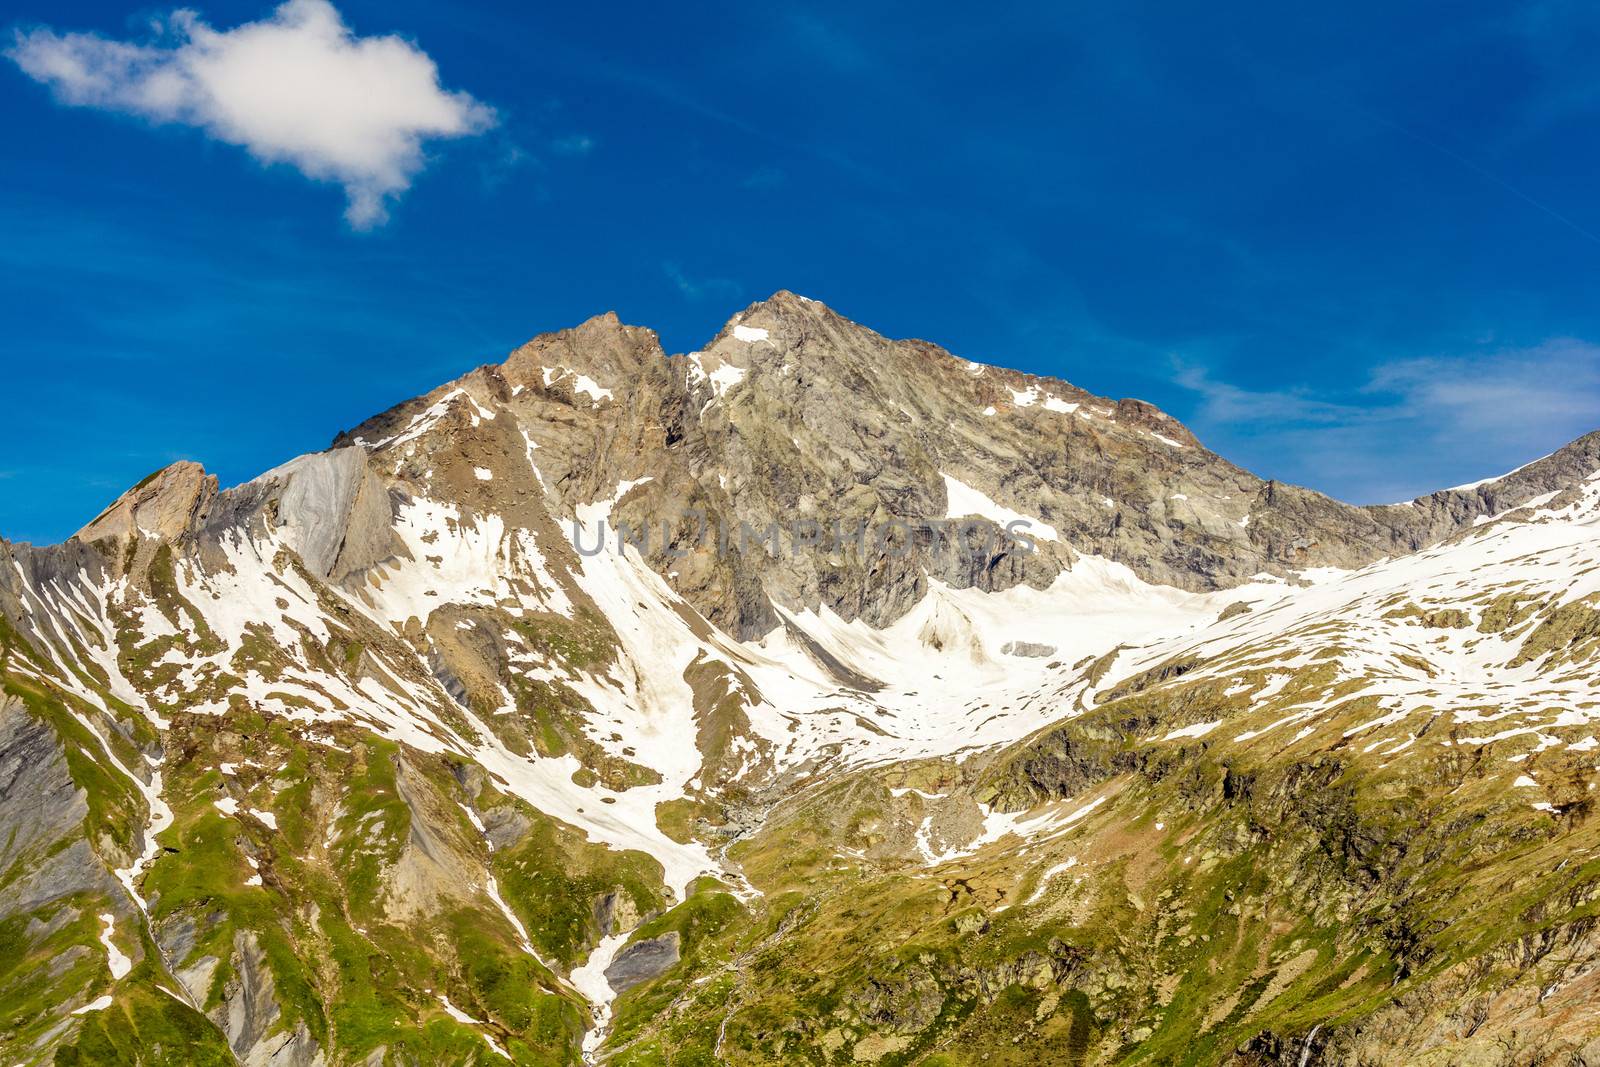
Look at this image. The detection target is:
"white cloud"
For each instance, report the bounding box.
[8,0,494,227]
[1365,340,1600,445]
[1174,339,1600,503]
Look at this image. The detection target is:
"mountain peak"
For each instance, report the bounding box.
[499,309,665,393]
[74,460,214,546]
[703,290,886,367]
[752,289,832,313]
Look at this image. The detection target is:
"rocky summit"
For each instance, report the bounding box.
[2,292,1599,1066]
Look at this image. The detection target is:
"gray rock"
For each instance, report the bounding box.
[176,954,220,1006]
[0,696,122,916]
[481,805,531,853]
[604,931,681,993]
[212,446,401,584]
[594,887,641,937]
[214,929,325,1067]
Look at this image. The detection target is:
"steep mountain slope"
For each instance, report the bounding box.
[1,293,1597,1066]
[683,469,1600,1067]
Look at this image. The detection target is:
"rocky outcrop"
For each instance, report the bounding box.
[215,930,323,1067]
[216,446,402,584]
[0,696,121,915]
[74,460,216,548]
[382,756,482,921]
[594,886,642,937]
[604,931,680,993]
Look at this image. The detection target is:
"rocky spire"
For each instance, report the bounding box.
[74,461,215,547]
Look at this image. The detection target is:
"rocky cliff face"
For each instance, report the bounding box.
[333,291,1588,637]
[1,293,1598,1066]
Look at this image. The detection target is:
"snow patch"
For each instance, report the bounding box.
[1165,720,1220,740]
[941,473,1059,541]
[1024,858,1079,904]
[542,366,614,403]
[98,913,131,979]
[708,364,747,395]
[73,995,115,1015]
[572,929,631,1061]
[1444,450,1554,493]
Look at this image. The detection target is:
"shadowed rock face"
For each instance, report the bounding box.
[604,931,680,993]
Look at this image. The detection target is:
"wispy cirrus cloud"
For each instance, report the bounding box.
[7,0,494,227]
[549,133,595,156]
[1175,338,1600,502]
[1172,363,1370,428]
[663,261,741,302]
[1366,342,1600,445]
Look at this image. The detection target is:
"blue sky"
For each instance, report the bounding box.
[4,0,1600,543]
